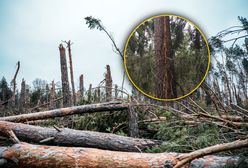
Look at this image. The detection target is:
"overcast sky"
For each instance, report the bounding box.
[0,0,247,92]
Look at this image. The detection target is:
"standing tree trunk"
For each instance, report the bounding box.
[88,84,92,103]
[59,44,71,107]
[105,65,113,101]
[128,100,139,137]
[25,87,30,109]
[19,79,26,113]
[114,84,118,99]
[193,29,203,81]
[154,16,177,99]
[49,80,56,110]
[97,87,101,102]
[64,40,76,105]
[79,74,84,100]
[45,84,49,108]
[11,61,20,107]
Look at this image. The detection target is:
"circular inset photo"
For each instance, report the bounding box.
[124,14,210,101]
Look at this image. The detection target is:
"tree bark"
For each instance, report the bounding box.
[0,101,129,122]
[19,78,26,113]
[65,40,76,105]
[0,121,160,152]
[128,101,139,137]
[154,16,177,99]
[88,84,92,102]
[174,138,248,168]
[49,80,56,110]
[105,65,113,101]
[79,74,84,100]
[59,44,71,107]
[115,84,118,98]
[10,61,20,107]
[0,142,243,168]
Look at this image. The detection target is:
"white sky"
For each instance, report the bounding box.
[0,0,247,92]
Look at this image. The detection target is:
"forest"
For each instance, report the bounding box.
[0,15,247,168]
[125,15,209,100]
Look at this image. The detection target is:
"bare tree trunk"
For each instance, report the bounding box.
[10,61,20,107]
[25,86,30,108]
[224,73,232,105]
[79,74,84,100]
[0,143,244,168]
[19,79,26,113]
[105,65,112,101]
[0,121,160,152]
[115,84,118,99]
[154,16,177,100]
[174,138,248,168]
[64,40,76,105]
[128,101,139,137]
[97,87,101,102]
[49,80,56,110]
[88,84,92,103]
[59,44,71,107]
[0,101,129,122]
[45,84,49,108]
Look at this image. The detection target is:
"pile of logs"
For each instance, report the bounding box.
[0,101,247,168]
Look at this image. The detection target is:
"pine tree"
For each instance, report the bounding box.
[59,44,71,107]
[154,16,177,99]
[49,80,56,110]
[79,74,84,100]
[19,79,26,112]
[64,40,76,105]
[105,65,112,101]
[0,77,12,102]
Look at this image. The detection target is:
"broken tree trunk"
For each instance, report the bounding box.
[128,100,139,138]
[0,121,160,152]
[79,74,84,100]
[105,65,113,101]
[10,61,20,107]
[30,97,63,111]
[49,80,56,110]
[59,44,71,107]
[0,101,129,122]
[0,142,244,168]
[64,40,76,105]
[19,78,26,113]
[115,84,118,98]
[88,83,92,102]
[174,138,248,168]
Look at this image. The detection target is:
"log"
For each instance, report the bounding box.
[0,121,160,152]
[0,101,129,122]
[0,142,243,168]
[174,137,248,168]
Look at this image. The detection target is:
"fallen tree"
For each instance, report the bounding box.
[0,142,245,168]
[0,121,160,152]
[174,138,248,168]
[0,101,129,122]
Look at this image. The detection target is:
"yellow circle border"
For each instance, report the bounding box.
[124,14,211,101]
